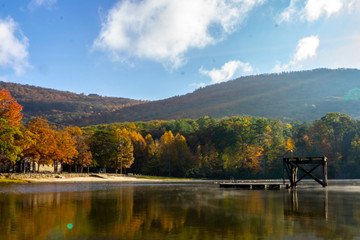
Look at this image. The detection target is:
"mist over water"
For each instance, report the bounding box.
[1,181,360,239]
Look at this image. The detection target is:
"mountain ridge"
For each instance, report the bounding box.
[73,68,360,125]
[1,68,360,126]
[0,81,146,125]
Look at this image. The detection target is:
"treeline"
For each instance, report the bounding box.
[86,112,360,179]
[2,88,360,178]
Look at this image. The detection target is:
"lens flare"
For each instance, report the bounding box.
[344,88,360,102]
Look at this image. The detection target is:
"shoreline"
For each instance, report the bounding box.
[0,173,191,183]
[26,176,161,183]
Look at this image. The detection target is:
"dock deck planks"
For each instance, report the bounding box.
[219,182,289,190]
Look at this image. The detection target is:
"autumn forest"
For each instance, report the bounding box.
[1,88,360,179]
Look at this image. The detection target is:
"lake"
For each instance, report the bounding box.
[1,180,360,239]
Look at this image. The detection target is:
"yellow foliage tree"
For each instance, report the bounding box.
[285,138,295,152]
[114,128,135,174]
[223,143,263,174]
[66,126,92,173]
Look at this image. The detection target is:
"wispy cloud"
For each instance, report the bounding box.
[321,34,360,69]
[0,17,31,75]
[93,0,265,69]
[28,0,57,9]
[277,0,301,23]
[274,35,319,72]
[200,60,253,84]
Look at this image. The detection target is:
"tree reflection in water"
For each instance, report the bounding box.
[1,182,360,239]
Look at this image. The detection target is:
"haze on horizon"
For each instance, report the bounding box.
[0,0,359,100]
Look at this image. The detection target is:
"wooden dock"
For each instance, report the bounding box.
[283,156,328,188]
[219,182,289,190]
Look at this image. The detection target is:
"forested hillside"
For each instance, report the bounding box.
[0,82,146,125]
[2,88,360,179]
[76,68,360,126]
[1,68,360,126]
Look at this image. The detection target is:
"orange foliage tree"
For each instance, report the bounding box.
[53,128,78,173]
[25,117,57,172]
[0,89,23,126]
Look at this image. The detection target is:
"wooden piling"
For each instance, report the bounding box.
[283,156,328,188]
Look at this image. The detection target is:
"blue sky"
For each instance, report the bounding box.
[0,0,359,100]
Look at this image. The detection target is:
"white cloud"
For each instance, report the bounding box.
[0,17,31,75]
[93,0,265,69]
[29,0,56,8]
[278,0,348,23]
[347,0,360,12]
[304,0,344,21]
[200,60,253,84]
[273,35,319,72]
[293,35,320,62]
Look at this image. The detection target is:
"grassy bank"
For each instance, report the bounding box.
[134,175,191,181]
[0,179,29,183]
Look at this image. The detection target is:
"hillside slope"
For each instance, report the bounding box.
[74,68,360,125]
[0,82,146,125]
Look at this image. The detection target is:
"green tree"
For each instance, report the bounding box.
[173,133,193,177]
[143,134,158,175]
[0,118,22,165]
[89,130,117,172]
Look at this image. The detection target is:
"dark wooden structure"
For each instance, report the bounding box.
[283,156,328,188]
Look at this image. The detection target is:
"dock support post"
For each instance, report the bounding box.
[323,157,328,187]
[283,156,328,188]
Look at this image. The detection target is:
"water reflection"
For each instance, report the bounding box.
[1,183,360,239]
[283,189,328,220]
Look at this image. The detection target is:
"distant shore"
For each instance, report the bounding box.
[0,173,191,183]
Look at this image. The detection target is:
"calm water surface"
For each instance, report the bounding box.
[1,180,360,240]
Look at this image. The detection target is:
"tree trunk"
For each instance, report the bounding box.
[87,166,89,173]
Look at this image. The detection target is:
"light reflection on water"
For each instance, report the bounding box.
[1,181,360,239]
